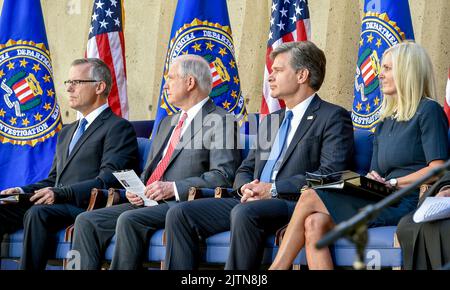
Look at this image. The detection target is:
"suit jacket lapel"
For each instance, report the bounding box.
[168,99,215,165]
[60,122,78,167]
[55,123,78,185]
[62,108,111,174]
[278,94,321,172]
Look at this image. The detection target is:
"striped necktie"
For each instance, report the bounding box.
[146,112,188,185]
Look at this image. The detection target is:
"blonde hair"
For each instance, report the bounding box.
[379,42,437,121]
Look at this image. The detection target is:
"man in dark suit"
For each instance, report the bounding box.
[71,54,241,270]
[164,41,354,270]
[0,58,139,270]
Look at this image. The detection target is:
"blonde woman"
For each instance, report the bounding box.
[270,42,449,270]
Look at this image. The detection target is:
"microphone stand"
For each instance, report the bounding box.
[316,158,450,270]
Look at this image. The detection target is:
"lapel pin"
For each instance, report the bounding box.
[307,115,314,120]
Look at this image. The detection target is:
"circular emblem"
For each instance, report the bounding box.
[352,12,407,130]
[160,18,246,120]
[0,40,61,146]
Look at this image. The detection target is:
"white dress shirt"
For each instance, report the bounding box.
[285,94,315,148]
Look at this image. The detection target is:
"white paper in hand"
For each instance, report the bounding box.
[413,197,450,223]
[112,170,158,207]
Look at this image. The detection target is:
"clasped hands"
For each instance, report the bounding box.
[126,181,175,206]
[239,179,272,203]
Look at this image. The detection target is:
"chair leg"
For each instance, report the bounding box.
[392,233,401,270]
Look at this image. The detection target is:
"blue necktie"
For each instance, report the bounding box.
[260,110,293,183]
[68,118,88,155]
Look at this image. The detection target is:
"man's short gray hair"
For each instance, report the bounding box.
[171,54,213,95]
[270,41,326,91]
[71,58,112,98]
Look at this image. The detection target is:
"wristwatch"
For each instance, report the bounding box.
[389,178,398,188]
[270,183,278,198]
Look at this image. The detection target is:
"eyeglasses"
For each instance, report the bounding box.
[63,79,100,88]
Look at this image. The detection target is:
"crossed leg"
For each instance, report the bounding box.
[269,189,335,270]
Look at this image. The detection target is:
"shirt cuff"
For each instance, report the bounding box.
[16,187,25,194]
[173,182,180,202]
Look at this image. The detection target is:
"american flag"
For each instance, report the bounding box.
[444,68,450,125]
[260,0,311,116]
[87,0,129,119]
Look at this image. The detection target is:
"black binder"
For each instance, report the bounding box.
[306,170,393,201]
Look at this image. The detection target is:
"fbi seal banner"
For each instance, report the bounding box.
[0,40,61,146]
[352,2,414,131]
[160,18,246,121]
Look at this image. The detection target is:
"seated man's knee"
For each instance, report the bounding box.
[116,210,136,230]
[230,203,253,225]
[24,205,48,221]
[74,211,94,230]
[166,203,189,226]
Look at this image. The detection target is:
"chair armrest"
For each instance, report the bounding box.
[188,187,217,201]
[275,224,288,246]
[107,188,127,206]
[214,187,234,198]
[86,188,110,211]
[65,188,110,243]
[419,184,431,199]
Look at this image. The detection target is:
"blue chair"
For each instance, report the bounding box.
[104,228,166,268]
[331,226,401,268]
[131,120,154,139]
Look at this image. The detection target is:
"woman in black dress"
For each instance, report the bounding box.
[270,42,449,270]
[396,172,450,269]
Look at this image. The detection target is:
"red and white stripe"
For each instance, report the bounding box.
[260,19,311,116]
[361,57,376,86]
[13,79,33,104]
[86,29,128,119]
[444,68,450,125]
[209,62,224,88]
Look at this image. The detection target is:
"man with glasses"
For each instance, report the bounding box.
[0,58,139,270]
